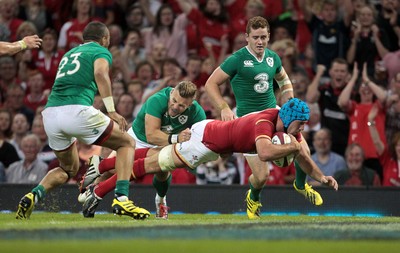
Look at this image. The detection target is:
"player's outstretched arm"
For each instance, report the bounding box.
[0,35,42,56]
[296,141,338,191]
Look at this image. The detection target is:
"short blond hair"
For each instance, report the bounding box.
[175,80,198,99]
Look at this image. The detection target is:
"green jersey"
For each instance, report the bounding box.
[132,87,206,143]
[46,42,112,107]
[220,46,282,117]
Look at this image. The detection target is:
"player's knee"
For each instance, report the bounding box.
[60,163,79,179]
[254,170,269,182]
[158,145,176,172]
[119,135,136,148]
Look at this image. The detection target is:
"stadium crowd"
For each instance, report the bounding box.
[1,0,400,188]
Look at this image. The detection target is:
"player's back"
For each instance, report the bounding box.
[46,42,112,108]
[202,109,279,153]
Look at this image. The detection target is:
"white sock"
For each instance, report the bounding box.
[117,195,128,202]
[155,194,167,205]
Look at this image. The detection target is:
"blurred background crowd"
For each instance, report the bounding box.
[0,0,399,188]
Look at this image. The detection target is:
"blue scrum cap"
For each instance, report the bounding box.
[279,98,310,128]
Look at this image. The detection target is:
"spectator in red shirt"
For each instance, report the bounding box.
[58,0,100,51]
[338,63,388,179]
[369,103,400,187]
[30,28,65,92]
[183,54,209,89]
[0,0,24,41]
[226,0,265,46]
[23,70,47,113]
[43,0,73,31]
[176,0,230,59]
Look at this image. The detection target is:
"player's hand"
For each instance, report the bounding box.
[178,128,191,142]
[221,108,236,121]
[108,111,128,132]
[320,176,338,191]
[23,35,42,49]
[288,134,301,152]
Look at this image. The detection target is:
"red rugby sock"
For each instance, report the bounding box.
[94,175,117,198]
[98,157,116,174]
[132,158,146,179]
[135,148,150,159]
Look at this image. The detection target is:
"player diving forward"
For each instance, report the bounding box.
[80,98,339,218]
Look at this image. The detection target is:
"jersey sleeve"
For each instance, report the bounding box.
[94,48,112,65]
[220,53,240,77]
[145,95,167,119]
[254,120,275,141]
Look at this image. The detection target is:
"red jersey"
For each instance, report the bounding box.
[8,18,24,41]
[187,8,230,59]
[63,18,101,51]
[23,94,47,112]
[31,50,65,91]
[379,147,400,187]
[202,109,301,154]
[347,101,386,159]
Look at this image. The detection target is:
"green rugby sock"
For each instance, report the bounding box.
[294,161,307,190]
[32,185,46,203]
[152,174,172,198]
[115,180,130,197]
[249,182,262,201]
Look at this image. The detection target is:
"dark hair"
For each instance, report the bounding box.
[135,60,155,77]
[153,4,175,37]
[160,58,181,78]
[200,0,229,23]
[0,108,13,139]
[82,21,108,42]
[124,28,141,41]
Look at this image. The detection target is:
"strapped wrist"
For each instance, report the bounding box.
[168,134,179,144]
[19,40,27,50]
[102,96,115,112]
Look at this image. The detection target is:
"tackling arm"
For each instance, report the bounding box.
[144,114,171,146]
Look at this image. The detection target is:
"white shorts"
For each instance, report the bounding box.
[127,127,157,149]
[42,105,111,151]
[174,120,219,169]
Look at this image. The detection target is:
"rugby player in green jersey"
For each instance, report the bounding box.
[80,81,206,218]
[205,16,322,219]
[15,21,150,220]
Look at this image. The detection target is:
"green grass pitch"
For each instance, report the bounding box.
[1,213,400,253]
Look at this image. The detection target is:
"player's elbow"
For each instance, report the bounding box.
[257,150,273,162]
[145,132,160,145]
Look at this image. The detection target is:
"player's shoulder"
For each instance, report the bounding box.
[149,87,171,102]
[257,108,280,120]
[264,48,280,59]
[191,100,205,111]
